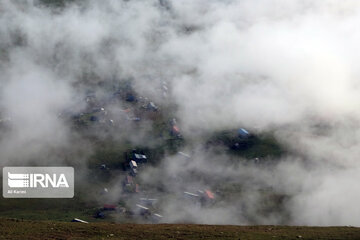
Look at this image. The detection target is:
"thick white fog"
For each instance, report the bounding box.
[2,0,360,225]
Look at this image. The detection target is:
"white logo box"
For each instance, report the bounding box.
[3,167,74,198]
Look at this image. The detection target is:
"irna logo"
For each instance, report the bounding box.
[3,167,74,198]
[8,172,69,188]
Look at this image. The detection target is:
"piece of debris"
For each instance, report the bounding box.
[92,107,107,115]
[127,116,141,121]
[129,160,138,176]
[152,213,163,222]
[170,118,182,138]
[132,150,147,163]
[103,204,117,211]
[95,211,105,219]
[238,128,250,139]
[100,164,109,170]
[146,102,158,111]
[178,152,191,159]
[136,204,151,217]
[90,116,98,122]
[204,190,215,200]
[139,198,158,207]
[124,175,134,186]
[184,191,200,199]
[171,125,181,137]
[126,93,137,102]
[102,188,109,194]
[71,218,89,224]
[197,189,215,205]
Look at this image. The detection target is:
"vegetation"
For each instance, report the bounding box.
[1,218,360,240]
[207,130,284,160]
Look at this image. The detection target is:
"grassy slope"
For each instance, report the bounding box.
[1,218,360,240]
